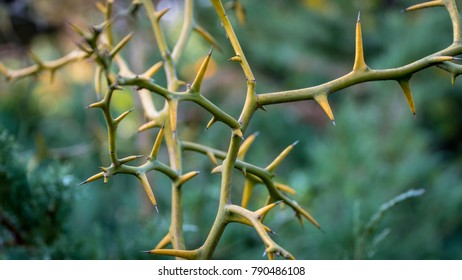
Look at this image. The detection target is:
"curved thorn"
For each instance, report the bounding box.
[206,117,217,130]
[405,0,444,12]
[228,55,242,62]
[211,165,223,174]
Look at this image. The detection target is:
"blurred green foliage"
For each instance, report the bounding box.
[1,0,461,259]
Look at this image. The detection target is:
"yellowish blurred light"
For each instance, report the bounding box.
[66,61,94,83]
[303,0,330,11]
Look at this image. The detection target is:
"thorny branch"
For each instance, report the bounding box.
[1,0,462,259]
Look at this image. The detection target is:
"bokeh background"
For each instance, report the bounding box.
[1,0,461,259]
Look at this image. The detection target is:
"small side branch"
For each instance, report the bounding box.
[0,50,88,82]
[226,204,295,259]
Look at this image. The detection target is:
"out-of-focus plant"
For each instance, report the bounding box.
[1,0,462,259]
[0,129,75,259]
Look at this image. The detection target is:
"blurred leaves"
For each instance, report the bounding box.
[0,129,75,258]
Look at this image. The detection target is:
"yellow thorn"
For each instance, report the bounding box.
[255,201,283,220]
[114,108,134,124]
[149,124,165,159]
[77,172,105,186]
[142,61,163,79]
[405,0,444,12]
[234,0,246,25]
[238,131,258,160]
[206,150,219,166]
[206,117,217,130]
[177,171,200,186]
[110,32,133,58]
[119,155,143,164]
[297,207,321,229]
[138,119,163,132]
[241,179,256,208]
[398,79,416,115]
[228,55,242,62]
[265,141,298,173]
[233,128,244,139]
[275,182,297,195]
[189,48,213,94]
[95,2,107,14]
[68,22,88,38]
[353,12,368,71]
[193,25,223,52]
[211,165,223,174]
[86,101,105,109]
[431,56,455,63]
[155,8,171,21]
[314,93,335,125]
[137,173,158,208]
[229,215,273,233]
